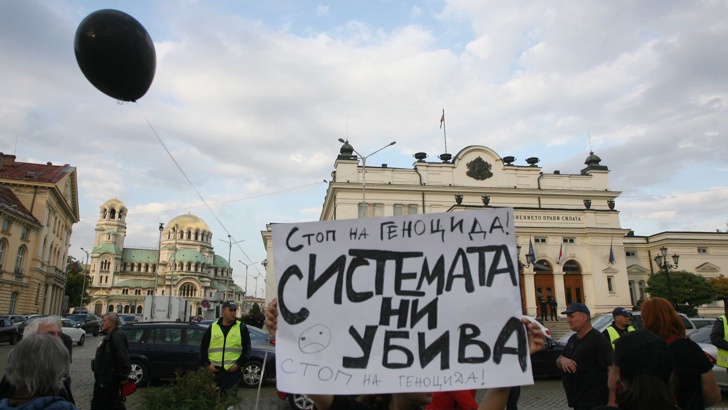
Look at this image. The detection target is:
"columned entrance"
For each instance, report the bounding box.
[562,260,584,304]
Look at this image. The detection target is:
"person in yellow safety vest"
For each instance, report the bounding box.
[200,301,251,396]
[601,307,635,349]
[710,315,728,369]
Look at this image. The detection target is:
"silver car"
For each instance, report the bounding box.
[688,326,728,388]
[558,311,698,344]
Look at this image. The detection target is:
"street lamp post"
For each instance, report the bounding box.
[219,235,244,301]
[239,260,259,313]
[167,224,178,319]
[79,247,90,310]
[338,138,396,217]
[654,246,680,306]
[253,274,262,299]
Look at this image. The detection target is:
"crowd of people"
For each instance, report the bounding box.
[1,296,726,409]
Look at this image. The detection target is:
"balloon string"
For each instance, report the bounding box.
[133,102,259,267]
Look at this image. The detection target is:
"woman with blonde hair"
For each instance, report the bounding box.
[640,297,721,409]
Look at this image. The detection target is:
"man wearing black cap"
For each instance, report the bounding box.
[602,307,635,349]
[200,301,252,396]
[556,302,613,410]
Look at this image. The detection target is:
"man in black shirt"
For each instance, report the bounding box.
[556,302,612,410]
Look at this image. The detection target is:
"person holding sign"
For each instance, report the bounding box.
[200,301,252,397]
[556,302,612,410]
[265,299,546,410]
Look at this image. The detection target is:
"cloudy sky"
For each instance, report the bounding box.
[2,0,727,295]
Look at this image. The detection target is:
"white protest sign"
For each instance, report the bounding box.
[272,208,532,395]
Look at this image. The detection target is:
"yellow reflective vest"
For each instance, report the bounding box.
[606,324,635,349]
[717,315,728,368]
[208,321,243,371]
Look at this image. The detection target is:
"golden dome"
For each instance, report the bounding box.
[167,213,210,232]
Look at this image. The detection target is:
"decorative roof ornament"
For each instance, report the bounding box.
[466,156,493,180]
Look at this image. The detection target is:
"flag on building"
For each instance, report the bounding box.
[609,237,615,264]
[557,242,563,264]
[528,238,536,262]
[440,109,445,129]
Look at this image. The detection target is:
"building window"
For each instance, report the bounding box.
[35,283,40,304]
[393,204,403,216]
[638,280,646,300]
[20,227,28,240]
[147,289,153,295]
[562,238,575,244]
[628,280,636,306]
[358,203,368,218]
[0,240,5,269]
[607,276,615,293]
[534,237,547,244]
[135,289,141,295]
[698,247,708,254]
[374,204,384,217]
[407,205,418,215]
[9,292,18,313]
[625,251,636,257]
[14,246,25,274]
[122,289,129,295]
[2,219,9,232]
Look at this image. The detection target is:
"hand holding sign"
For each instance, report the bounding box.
[272,209,534,395]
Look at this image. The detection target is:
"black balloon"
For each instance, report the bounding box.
[74,9,156,102]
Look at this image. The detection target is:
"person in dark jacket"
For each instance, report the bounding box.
[200,301,252,397]
[91,312,131,410]
[0,333,78,409]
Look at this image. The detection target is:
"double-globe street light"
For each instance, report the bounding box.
[654,246,680,306]
[219,235,244,301]
[338,138,396,217]
[239,260,260,313]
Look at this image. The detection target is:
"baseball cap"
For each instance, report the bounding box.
[561,302,590,315]
[613,330,673,382]
[222,301,238,310]
[612,307,632,317]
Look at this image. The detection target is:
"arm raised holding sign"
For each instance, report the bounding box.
[265,299,545,410]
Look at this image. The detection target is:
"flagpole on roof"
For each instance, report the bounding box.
[440,109,447,153]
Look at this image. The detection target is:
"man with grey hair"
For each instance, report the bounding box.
[24,316,74,363]
[91,312,130,410]
[0,333,77,409]
[0,316,75,404]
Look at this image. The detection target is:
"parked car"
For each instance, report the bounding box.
[531,336,565,378]
[278,391,315,410]
[60,318,86,346]
[65,313,100,336]
[0,314,27,324]
[198,321,276,387]
[690,317,718,329]
[0,318,20,345]
[688,326,728,387]
[122,321,276,388]
[17,315,49,336]
[558,311,698,343]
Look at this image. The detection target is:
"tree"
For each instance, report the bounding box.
[646,270,714,315]
[708,275,728,302]
[64,256,91,308]
[242,303,264,328]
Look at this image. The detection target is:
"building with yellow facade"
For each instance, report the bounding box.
[0,153,79,315]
